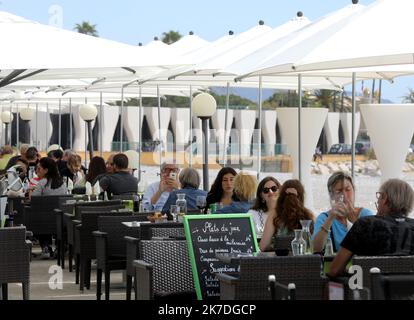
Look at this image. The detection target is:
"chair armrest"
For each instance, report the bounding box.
[25,239,32,248]
[133,259,153,271]
[124,236,140,244]
[216,273,239,285]
[93,231,108,239]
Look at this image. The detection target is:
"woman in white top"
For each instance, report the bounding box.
[248,177,281,235]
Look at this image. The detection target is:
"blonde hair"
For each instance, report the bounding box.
[68,154,82,173]
[233,172,257,201]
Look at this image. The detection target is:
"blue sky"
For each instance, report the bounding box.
[1,0,413,102]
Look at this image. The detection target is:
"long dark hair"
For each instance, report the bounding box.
[251,176,281,212]
[274,179,314,233]
[86,156,106,183]
[39,157,63,189]
[205,167,237,210]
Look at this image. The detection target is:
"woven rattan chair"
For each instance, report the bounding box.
[94,214,148,300]
[133,239,195,300]
[352,255,414,294]
[139,222,183,240]
[150,227,185,239]
[218,255,326,300]
[370,269,414,300]
[0,227,31,300]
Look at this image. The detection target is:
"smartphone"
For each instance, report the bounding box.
[169,172,177,179]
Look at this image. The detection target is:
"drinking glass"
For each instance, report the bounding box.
[196,196,207,211]
[170,205,178,222]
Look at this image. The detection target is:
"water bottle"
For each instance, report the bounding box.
[324,238,334,257]
[176,193,187,223]
[28,166,35,180]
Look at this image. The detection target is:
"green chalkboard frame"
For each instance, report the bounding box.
[183,213,259,300]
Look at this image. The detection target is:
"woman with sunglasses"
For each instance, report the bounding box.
[248,177,281,234]
[312,171,374,254]
[260,179,314,252]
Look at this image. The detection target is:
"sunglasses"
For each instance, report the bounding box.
[263,186,278,194]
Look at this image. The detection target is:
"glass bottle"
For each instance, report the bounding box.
[300,219,313,254]
[324,238,334,257]
[176,193,187,222]
[291,229,306,256]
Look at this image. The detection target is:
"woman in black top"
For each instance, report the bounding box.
[329,178,414,277]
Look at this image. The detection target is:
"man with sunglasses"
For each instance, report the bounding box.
[142,162,180,212]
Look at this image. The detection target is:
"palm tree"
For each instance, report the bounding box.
[161,30,182,44]
[314,89,335,110]
[402,88,414,103]
[74,21,98,37]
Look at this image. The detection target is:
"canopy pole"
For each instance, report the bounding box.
[157,85,162,172]
[298,74,302,182]
[223,82,230,166]
[120,86,124,152]
[35,103,38,148]
[378,79,382,104]
[9,103,12,146]
[257,77,263,181]
[138,85,143,184]
[58,99,62,147]
[99,92,103,157]
[46,103,49,150]
[16,104,19,147]
[69,98,72,150]
[351,72,356,179]
[189,85,193,167]
[84,98,88,168]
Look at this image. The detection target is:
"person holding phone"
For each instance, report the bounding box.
[312,171,374,254]
[142,162,180,211]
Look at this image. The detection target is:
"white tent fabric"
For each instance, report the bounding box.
[244,0,414,75]
[0,11,191,81]
[170,33,210,55]
[225,2,364,78]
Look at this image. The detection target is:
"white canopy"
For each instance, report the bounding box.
[244,0,414,75]
[0,11,191,84]
[170,32,210,55]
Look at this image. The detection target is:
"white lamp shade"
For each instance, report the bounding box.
[124,150,139,169]
[1,111,13,124]
[192,92,217,118]
[79,104,98,121]
[20,107,35,121]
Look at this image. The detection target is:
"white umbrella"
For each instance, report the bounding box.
[170,32,210,55]
[244,0,414,75]
[0,11,191,84]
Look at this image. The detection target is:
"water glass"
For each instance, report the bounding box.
[170,205,178,222]
[196,196,207,211]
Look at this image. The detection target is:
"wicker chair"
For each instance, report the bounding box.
[23,195,73,237]
[133,239,195,300]
[218,255,326,300]
[6,197,25,226]
[351,255,414,294]
[65,201,123,276]
[75,211,130,291]
[370,269,414,300]
[150,227,185,239]
[139,222,183,240]
[94,214,148,300]
[0,227,31,300]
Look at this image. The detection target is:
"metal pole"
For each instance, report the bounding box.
[298,74,302,182]
[16,104,19,147]
[138,85,143,184]
[202,117,209,191]
[157,85,162,172]
[5,123,9,146]
[69,98,73,150]
[189,85,193,167]
[120,86,124,152]
[99,92,103,157]
[371,79,376,100]
[378,79,382,104]
[46,103,49,150]
[9,103,12,146]
[351,72,356,179]
[84,98,87,167]
[35,103,38,148]
[257,77,263,180]
[223,82,230,166]
[58,99,62,147]
[87,121,94,161]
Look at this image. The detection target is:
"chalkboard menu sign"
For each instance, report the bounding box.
[183,214,259,300]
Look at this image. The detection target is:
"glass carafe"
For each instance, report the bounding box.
[291,229,306,256]
[300,219,313,254]
[176,193,187,222]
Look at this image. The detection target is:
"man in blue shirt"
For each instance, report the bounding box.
[142,162,180,211]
